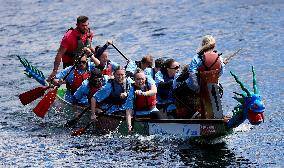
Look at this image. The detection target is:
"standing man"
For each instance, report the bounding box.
[48,16,96,81]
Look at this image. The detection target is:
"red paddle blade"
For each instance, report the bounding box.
[71,121,93,136]
[71,128,87,136]
[19,86,49,105]
[32,88,58,118]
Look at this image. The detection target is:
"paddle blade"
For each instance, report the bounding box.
[32,88,57,118]
[71,121,93,136]
[65,117,80,128]
[71,128,87,136]
[64,106,90,128]
[19,86,49,105]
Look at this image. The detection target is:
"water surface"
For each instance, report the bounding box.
[0,0,283,167]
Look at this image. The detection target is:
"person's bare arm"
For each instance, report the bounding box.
[126,109,133,133]
[145,84,157,96]
[48,46,67,81]
[91,97,98,121]
[83,47,100,66]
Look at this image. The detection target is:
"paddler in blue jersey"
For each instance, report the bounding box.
[52,48,100,103]
[94,40,119,77]
[184,35,224,92]
[126,68,158,133]
[90,66,133,121]
[125,54,156,79]
[73,68,108,106]
[173,35,225,118]
[155,58,180,118]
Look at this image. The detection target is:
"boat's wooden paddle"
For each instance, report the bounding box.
[130,94,137,134]
[32,52,85,118]
[223,48,242,65]
[70,105,114,136]
[32,87,58,118]
[111,44,129,61]
[64,106,90,128]
[19,86,49,105]
[71,121,94,136]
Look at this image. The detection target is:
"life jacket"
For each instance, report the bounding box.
[101,61,112,76]
[103,79,129,105]
[198,50,221,72]
[157,70,174,100]
[87,84,101,101]
[134,81,156,111]
[64,27,92,59]
[66,69,89,94]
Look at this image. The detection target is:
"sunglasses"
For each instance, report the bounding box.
[168,65,180,70]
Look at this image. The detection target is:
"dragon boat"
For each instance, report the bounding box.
[18,56,265,139]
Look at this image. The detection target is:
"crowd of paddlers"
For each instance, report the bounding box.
[44,16,227,133]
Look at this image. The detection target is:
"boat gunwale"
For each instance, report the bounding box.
[56,90,226,125]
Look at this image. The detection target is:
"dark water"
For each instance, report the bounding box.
[1,0,283,167]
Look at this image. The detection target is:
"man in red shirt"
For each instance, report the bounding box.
[48,16,96,81]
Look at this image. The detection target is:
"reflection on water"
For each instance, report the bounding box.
[177,141,255,167]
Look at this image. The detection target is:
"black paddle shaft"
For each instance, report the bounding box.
[64,105,91,128]
[131,94,137,132]
[111,44,129,61]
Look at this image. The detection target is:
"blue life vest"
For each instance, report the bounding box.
[157,70,174,101]
[103,79,129,105]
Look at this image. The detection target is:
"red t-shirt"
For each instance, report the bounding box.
[61,28,94,63]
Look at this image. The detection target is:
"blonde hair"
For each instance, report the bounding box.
[197,35,216,54]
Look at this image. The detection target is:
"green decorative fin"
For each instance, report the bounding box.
[230,71,251,97]
[233,91,245,97]
[252,66,259,94]
[232,96,244,103]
